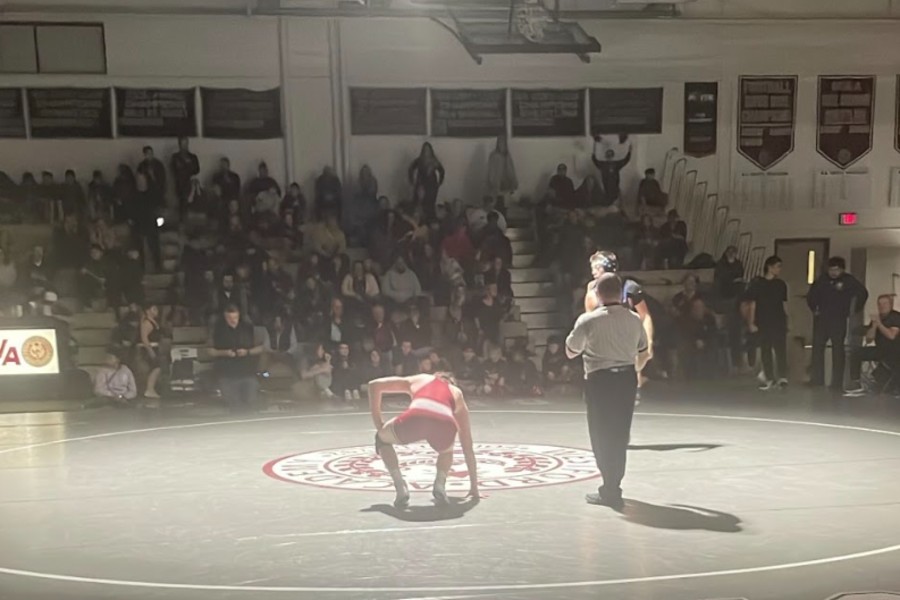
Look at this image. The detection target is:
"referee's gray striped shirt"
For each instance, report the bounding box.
[566,304,647,376]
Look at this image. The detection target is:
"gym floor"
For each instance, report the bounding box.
[1,385,899,600]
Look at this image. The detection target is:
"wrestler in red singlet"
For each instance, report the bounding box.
[368,373,479,508]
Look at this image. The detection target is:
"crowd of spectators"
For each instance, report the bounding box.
[5,135,887,407]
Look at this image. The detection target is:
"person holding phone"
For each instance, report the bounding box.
[210,303,264,411]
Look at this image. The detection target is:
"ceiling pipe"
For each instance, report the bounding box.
[4,2,900,21]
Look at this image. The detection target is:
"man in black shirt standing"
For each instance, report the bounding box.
[171,137,200,218]
[844,294,900,396]
[211,304,264,411]
[747,256,789,390]
[807,256,869,391]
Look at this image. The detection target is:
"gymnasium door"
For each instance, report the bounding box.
[774,238,829,345]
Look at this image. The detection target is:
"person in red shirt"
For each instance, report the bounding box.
[368,373,479,508]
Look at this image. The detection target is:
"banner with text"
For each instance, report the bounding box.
[116,88,197,138]
[589,88,663,135]
[684,82,718,158]
[431,89,506,138]
[0,89,26,138]
[511,89,585,137]
[0,329,59,376]
[27,88,112,139]
[737,76,797,170]
[350,88,427,135]
[201,88,282,139]
[817,76,875,169]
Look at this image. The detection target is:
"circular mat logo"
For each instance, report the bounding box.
[21,336,54,368]
[263,443,598,492]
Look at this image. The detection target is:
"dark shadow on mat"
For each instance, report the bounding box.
[620,500,743,533]
[628,443,723,452]
[361,497,479,522]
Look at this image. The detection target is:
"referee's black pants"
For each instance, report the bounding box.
[585,367,637,500]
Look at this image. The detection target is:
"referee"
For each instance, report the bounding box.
[567,273,650,510]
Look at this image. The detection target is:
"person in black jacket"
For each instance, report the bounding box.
[171,137,200,218]
[807,256,868,390]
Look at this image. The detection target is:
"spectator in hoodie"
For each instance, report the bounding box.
[380,256,422,310]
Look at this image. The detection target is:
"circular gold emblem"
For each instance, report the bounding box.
[21,336,54,368]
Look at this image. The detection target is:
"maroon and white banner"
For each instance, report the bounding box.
[817,76,875,169]
[737,76,797,170]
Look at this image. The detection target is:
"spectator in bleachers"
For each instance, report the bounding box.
[542,335,577,386]
[656,209,688,269]
[171,137,200,217]
[714,246,747,371]
[483,345,509,396]
[428,349,453,373]
[548,164,576,209]
[455,345,484,393]
[592,143,631,204]
[393,339,418,376]
[473,283,505,348]
[408,142,445,221]
[254,184,281,217]
[307,212,347,281]
[138,303,164,399]
[212,157,242,202]
[247,162,281,198]
[211,303,263,410]
[670,274,703,318]
[315,166,343,222]
[368,303,396,360]
[185,178,212,221]
[397,304,431,351]
[112,165,136,224]
[327,297,350,345]
[477,212,512,268]
[507,347,543,396]
[295,273,330,339]
[137,146,166,204]
[441,222,476,267]
[93,349,137,405]
[62,169,86,217]
[88,217,117,252]
[486,135,518,200]
[52,214,89,270]
[341,260,380,312]
[20,245,52,301]
[359,348,391,386]
[634,214,659,270]
[678,296,719,380]
[344,166,379,245]
[213,272,249,319]
[410,242,439,294]
[299,343,335,400]
[38,171,62,222]
[281,183,306,224]
[380,256,422,311]
[575,176,605,209]
[86,170,113,221]
[331,342,360,403]
[0,246,17,312]
[77,245,109,310]
[133,173,162,271]
[485,256,513,302]
[260,313,299,377]
[637,168,668,214]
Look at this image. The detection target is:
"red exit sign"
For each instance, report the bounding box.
[839,212,858,226]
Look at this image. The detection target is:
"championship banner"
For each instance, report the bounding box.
[737,76,797,170]
[817,76,875,169]
[0,329,59,375]
[684,82,718,158]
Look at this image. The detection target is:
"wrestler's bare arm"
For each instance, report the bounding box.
[452,387,479,496]
[584,280,599,312]
[368,374,436,428]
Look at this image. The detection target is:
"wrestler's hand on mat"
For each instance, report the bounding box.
[466,486,487,502]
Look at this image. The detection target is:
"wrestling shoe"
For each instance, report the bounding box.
[758,380,775,391]
[585,493,624,511]
[843,384,866,397]
[432,487,451,507]
[777,378,789,389]
[393,484,410,509]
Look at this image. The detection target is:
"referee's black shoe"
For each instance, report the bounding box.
[585,492,624,511]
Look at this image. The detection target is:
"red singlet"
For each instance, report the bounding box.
[393,377,459,452]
